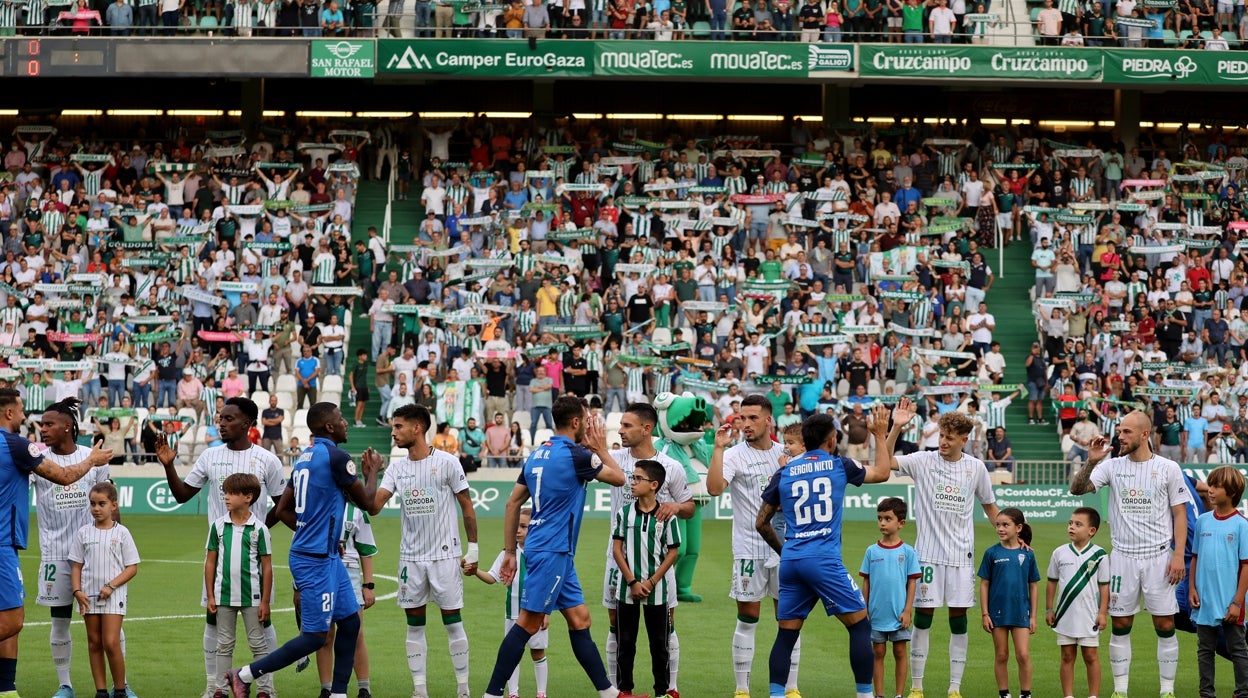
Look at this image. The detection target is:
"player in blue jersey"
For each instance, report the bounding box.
[755,408,898,698]
[0,387,114,698]
[482,395,627,698]
[225,402,381,698]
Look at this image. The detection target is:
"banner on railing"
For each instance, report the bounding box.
[859,45,1102,80]
[1102,48,1248,86]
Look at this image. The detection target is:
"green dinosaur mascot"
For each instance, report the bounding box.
[653,391,715,602]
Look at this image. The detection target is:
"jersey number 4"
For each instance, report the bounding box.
[791,477,835,526]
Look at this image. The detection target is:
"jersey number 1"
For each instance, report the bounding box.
[791,477,835,526]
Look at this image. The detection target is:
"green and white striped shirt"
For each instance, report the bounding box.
[584,345,602,372]
[983,396,1012,430]
[611,502,680,605]
[558,290,577,318]
[83,168,104,198]
[206,513,272,608]
[725,176,747,197]
[0,306,23,328]
[626,365,646,395]
[25,382,45,411]
[515,308,537,335]
[201,387,220,421]
[514,251,537,276]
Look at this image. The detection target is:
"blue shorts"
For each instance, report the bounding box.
[0,546,23,611]
[776,556,866,621]
[1026,381,1045,401]
[290,552,359,633]
[871,627,912,644]
[521,551,584,615]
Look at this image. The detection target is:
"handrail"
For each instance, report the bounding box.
[383,166,395,243]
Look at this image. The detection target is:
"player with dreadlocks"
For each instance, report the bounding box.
[32,397,134,698]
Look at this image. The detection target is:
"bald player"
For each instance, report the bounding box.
[1070,409,1190,698]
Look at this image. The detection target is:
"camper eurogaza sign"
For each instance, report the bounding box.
[378,39,593,77]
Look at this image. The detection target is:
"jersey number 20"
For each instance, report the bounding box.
[791,477,835,525]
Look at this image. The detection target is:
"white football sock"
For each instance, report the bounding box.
[204,621,219,690]
[1157,633,1178,692]
[406,624,428,695]
[787,635,801,691]
[1109,630,1131,694]
[446,620,471,694]
[949,630,968,692]
[51,616,72,687]
[607,627,618,685]
[507,663,521,696]
[534,656,549,695]
[668,629,680,691]
[733,619,758,692]
[910,625,929,690]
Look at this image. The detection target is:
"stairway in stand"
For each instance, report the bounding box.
[989,241,1066,471]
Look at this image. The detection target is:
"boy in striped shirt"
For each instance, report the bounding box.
[476,508,550,698]
[205,472,275,698]
[612,459,682,698]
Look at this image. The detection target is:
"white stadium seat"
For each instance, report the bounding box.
[534,428,554,444]
[294,409,309,428]
[322,375,344,394]
[275,393,294,411]
[605,412,623,430]
[275,375,297,394]
[321,391,342,407]
[251,390,270,406]
[651,328,672,345]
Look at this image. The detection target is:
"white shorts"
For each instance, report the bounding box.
[1108,550,1178,617]
[730,557,779,602]
[914,563,975,609]
[1218,0,1233,11]
[603,557,678,610]
[887,15,901,26]
[397,558,465,610]
[346,563,364,606]
[1057,632,1100,647]
[506,618,550,650]
[34,559,74,607]
[84,586,128,616]
[997,212,1014,230]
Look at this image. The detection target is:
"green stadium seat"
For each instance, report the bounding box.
[1162,28,1178,45]
[691,19,710,37]
[1029,7,1040,21]
[1200,29,1213,40]
[199,14,219,32]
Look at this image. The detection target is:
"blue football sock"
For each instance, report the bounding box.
[249,631,326,680]
[331,613,360,693]
[769,627,801,696]
[0,656,16,691]
[568,627,612,691]
[486,622,534,696]
[847,617,874,687]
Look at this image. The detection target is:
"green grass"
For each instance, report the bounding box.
[15,516,1228,697]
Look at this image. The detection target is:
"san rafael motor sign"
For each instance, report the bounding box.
[311,39,376,78]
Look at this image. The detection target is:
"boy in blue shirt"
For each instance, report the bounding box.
[1188,465,1248,698]
[757,408,899,698]
[860,497,920,698]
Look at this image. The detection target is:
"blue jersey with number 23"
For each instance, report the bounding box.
[762,448,865,561]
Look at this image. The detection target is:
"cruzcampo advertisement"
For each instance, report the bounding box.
[859,44,1103,80]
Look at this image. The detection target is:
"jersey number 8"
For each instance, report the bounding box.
[791,477,835,526]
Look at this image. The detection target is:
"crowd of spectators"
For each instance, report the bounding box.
[28,0,1248,43]
[0,120,366,464]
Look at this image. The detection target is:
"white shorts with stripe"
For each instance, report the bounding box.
[914,562,976,609]
[1108,549,1178,617]
[34,559,74,607]
[397,558,465,610]
[730,557,779,602]
[506,618,550,649]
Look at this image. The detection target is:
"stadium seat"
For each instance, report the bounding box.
[605,411,623,430]
[836,379,849,398]
[390,446,407,458]
[294,409,309,428]
[323,375,344,394]
[292,426,312,445]
[534,428,554,444]
[678,328,695,345]
[198,14,218,33]
[251,390,270,406]
[652,328,673,345]
[177,407,198,424]
[868,379,881,394]
[514,411,531,431]
[691,20,710,37]
[275,392,294,411]
[1163,29,1178,45]
[322,391,342,406]
[276,375,297,394]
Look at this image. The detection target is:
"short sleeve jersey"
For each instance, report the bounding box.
[859,540,921,632]
[68,522,140,596]
[1045,541,1109,637]
[184,444,286,525]
[604,447,691,559]
[1088,454,1190,557]
[379,448,468,562]
[289,436,358,558]
[977,543,1040,628]
[206,513,271,608]
[31,446,110,561]
[896,450,995,567]
[0,426,46,549]
[522,434,601,554]
[761,448,865,561]
[1191,511,1248,627]
[722,439,785,559]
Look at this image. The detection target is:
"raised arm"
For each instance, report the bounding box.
[864,404,898,483]
[706,421,738,496]
[1069,435,1111,495]
[33,443,113,485]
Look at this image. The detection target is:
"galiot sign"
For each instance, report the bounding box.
[377,39,593,77]
[859,45,1101,80]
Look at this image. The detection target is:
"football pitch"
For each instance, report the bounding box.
[15,516,1223,697]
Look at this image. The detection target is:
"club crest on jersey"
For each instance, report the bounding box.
[346,459,357,476]
[1017,553,1025,565]
[1230,534,1237,545]
[27,443,40,458]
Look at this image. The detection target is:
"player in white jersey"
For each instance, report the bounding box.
[156,397,286,698]
[707,394,801,698]
[1070,410,1190,698]
[364,403,478,698]
[880,399,998,698]
[33,398,122,698]
[601,403,693,693]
